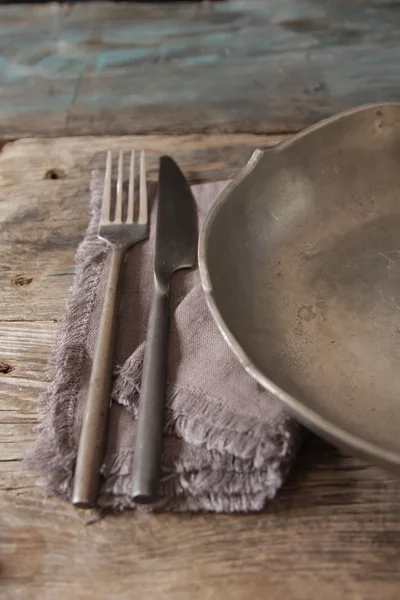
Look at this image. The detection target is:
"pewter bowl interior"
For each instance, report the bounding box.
[200,104,400,470]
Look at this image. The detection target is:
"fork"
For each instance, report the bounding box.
[72,150,148,508]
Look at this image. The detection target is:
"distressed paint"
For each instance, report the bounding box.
[0,1,400,136]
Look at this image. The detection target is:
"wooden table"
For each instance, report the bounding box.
[1,2,400,599]
[1,1,400,138]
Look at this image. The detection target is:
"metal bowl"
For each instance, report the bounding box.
[199,103,400,473]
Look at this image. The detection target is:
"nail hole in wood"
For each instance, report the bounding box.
[11,274,33,286]
[0,362,14,374]
[44,169,66,180]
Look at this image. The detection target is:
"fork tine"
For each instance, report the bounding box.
[101,150,112,224]
[115,150,124,224]
[127,150,135,223]
[138,150,148,225]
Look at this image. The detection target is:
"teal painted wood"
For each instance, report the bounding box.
[0,1,400,136]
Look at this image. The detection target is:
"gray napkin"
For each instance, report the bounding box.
[28,171,302,512]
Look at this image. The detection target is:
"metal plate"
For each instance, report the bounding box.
[199,103,400,472]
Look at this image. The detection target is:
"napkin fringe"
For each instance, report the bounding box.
[97,383,296,511]
[112,375,297,470]
[169,464,283,497]
[167,386,297,470]
[112,359,298,471]
[112,353,143,411]
[98,489,269,513]
[165,492,268,513]
[99,447,284,512]
[26,179,107,500]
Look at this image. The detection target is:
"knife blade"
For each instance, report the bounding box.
[155,156,197,282]
[131,156,197,503]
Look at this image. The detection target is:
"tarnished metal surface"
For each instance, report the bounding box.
[199,103,400,472]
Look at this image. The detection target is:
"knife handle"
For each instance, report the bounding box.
[131,283,169,503]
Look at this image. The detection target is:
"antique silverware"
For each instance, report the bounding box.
[73,150,149,508]
[199,102,400,474]
[131,156,197,503]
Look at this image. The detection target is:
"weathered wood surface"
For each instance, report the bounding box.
[1,134,400,599]
[1,1,400,137]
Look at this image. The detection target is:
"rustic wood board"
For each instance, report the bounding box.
[1,134,400,599]
[1,1,400,138]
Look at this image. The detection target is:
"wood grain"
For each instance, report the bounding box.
[1,1,400,137]
[1,134,400,599]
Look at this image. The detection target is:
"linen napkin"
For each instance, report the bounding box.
[28,170,302,512]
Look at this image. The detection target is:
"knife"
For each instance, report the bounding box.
[131,156,197,503]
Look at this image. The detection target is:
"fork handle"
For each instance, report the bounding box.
[131,282,169,503]
[72,246,124,508]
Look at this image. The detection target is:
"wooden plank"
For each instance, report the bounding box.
[1,1,400,137]
[1,134,400,599]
